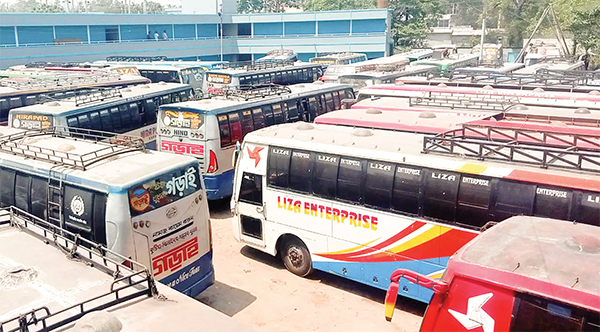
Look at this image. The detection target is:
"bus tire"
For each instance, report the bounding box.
[281,237,313,277]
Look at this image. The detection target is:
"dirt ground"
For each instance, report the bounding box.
[195,199,427,332]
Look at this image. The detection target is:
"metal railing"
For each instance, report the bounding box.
[208,83,292,100]
[409,93,518,112]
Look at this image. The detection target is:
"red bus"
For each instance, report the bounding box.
[384,215,600,331]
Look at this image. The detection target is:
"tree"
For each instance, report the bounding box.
[388,0,443,49]
[303,0,375,11]
[237,0,303,13]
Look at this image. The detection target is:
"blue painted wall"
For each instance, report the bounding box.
[89,25,120,42]
[284,21,315,36]
[352,19,385,34]
[253,22,283,36]
[54,26,87,41]
[17,26,53,45]
[0,27,16,46]
[174,24,195,39]
[365,51,384,59]
[149,24,172,38]
[120,25,147,41]
[197,24,217,38]
[298,53,314,62]
[318,20,350,35]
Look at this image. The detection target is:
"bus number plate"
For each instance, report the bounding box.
[173,129,189,137]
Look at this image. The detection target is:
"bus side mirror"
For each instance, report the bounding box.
[232,141,241,167]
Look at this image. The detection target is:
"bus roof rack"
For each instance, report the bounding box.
[449,70,589,88]
[0,127,147,171]
[422,130,600,172]
[409,92,518,112]
[0,206,157,332]
[73,87,123,106]
[215,60,295,71]
[210,84,292,100]
[0,72,126,92]
[105,55,168,62]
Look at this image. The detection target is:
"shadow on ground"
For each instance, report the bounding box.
[195,281,257,317]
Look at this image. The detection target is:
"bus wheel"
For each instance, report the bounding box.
[281,237,313,277]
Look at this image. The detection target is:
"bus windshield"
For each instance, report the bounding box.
[207,73,232,84]
[129,164,200,216]
[180,67,205,86]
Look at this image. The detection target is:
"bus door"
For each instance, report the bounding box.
[233,142,268,248]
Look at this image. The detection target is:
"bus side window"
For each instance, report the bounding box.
[272,103,284,124]
[15,173,31,213]
[337,157,364,204]
[88,111,102,130]
[423,169,459,223]
[456,175,492,228]
[510,293,594,332]
[365,161,394,209]
[332,91,341,110]
[287,100,299,122]
[172,93,181,103]
[179,91,189,102]
[0,168,16,207]
[143,99,157,125]
[308,97,319,116]
[325,93,334,112]
[9,97,22,109]
[391,165,421,215]
[241,110,254,138]
[31,176,47,220]
[318,94,327,113]
[267,147,291,188]
[289,150,313,193]
[128,103,141,127]
[99,109,113,132]
[24,95,36,106]
[218,114,231,147]
[77,114,91,129]
[492,180,536,222]
[575,192,600,226]
[345,89,355,100]
[533,186,571,221]
[119,104,132,130]
[0,98,9,122]
[262,105,274,126]
[67,116,79,128]
[161,94,171,105]
[228,112,243,143]
[280,102,289,122]
[239,172,263,206]
[251,108,265,129]
[313,153,339,199]
[109,107,122,131]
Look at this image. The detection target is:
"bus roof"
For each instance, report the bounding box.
[310,52,367,60]
[450,216,600,311]
[9,82,188,116]
[134,64,203,70]
[244,122,600,192]
[165,82,351,115]
[412,54,480,66]
[0,127,197,190]
[0,209,248,332]
[207,62,320,76]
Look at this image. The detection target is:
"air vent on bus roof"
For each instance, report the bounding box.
[565,234,600,254]
[121,88,132,92]
[437,83,447,88]
[482,85,494,90]
[590,90,600,95]
[394,81,405,86]
[510,104,529,111]
[295,85,305,88]
[418,111,436,119]
[533,87,545,92]
[575,108,591,114]
[366,108,382,114]
[158,82,167,85]
[313,81,324,85]
[297,123,314,131]
[198,100,211,104]
[140,85,151,89]
[45,102,60,106]
[57,143,76,152]
[353,128,374,137]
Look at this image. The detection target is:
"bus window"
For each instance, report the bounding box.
[129,103,141,127]
[240,76,248,86]
[229,112,243,143]
[280,102,289,122]
[143,99,157,124]
[9,97,22,109]
[172,92,181,103]
[241,110,254,137]
[337,157,363,203]
[325,93,335,111]
[99,109,113,132]
[456,175,492,228]
[179,90,189,102]
[161,94,171,105]
[24,95,37,106]
[218,114,231,147]
[365,161,394,209]
[110,107,122,130]
[0,168,16,207]
[272,103,284,124]
[239,172,263,206]
[533,186,571,221]
[511,293,594,332]
[119,104,132,130]
[313,153,339,199]
[289,150,313,193]
[493,181,536,221]
[88,111,102,130]
[30,176,47,220]
[423,170,459,222]
[77,114,91,129]
[287,101,299,122]
[308,97,320,116]
[576,192,600,226]
[262,105,274,126]
[318,94,327,113]
[15,173,30,212]
[267,147,291,188]
[252,108,265,129]
[333,91,341,110]
[67,116,79,128]
[392,165,421,215]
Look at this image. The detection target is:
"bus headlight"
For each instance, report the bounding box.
[145,220,151,228]
[12,119,20,128]
[133,221,139,229]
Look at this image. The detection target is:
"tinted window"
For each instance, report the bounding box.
[89,111,102,130]
[262,105,274,126]
[308,97,320,116]
[365,161,394,209]
[267,147,291,188]
[333,91,341,109]
[337,157,363,203]
[325,93,334,111]
[289,150,313,193]
[129,103,141,127]
[229,112,243,143]
[287,101,299,122]
[313,153,339,198]
[494,180,536,221]
[241,110,254,138]
[456,175,492,227]
[77,114,90,129]
[392,165,421,215]
[99,109,113,131]
[252,108,265,129]
[576,192,600,226]
[119,104,131,129]
[15,173,30,212]
[67,116,79,128]
[109,107,122,130]
[272,103,284,124]
[218,114,231,147]
[534,186,571,220]
[423,170,459,222]
[0,168,15,207]
[64,185,94,232]
[31,176,47,220]
[239,173,263,205]
[144,99,158,124]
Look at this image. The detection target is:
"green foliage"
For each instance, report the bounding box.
[388,0,443,48]
[237,0,303,12]
[570,6,600,53]
[2,0,165,13]
[303,0,375,11]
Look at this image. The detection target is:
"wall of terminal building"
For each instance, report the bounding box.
[0,10,391,68]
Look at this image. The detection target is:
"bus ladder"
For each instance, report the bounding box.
[424,127,600,172]
[409,92,519,112]
[47,167,64,228]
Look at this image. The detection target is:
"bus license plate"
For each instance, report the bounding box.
[173,129,189,137]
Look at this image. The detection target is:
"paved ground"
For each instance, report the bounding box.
[195,199,427,332]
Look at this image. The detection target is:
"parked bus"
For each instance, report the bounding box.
[309,52,368,66]
[205,62,324,94]
[99,60,228,71]
[133,64,205,94]
[399,49,433,62]
[0,207,245,332]
[0,72,150,126]
[320,55,410,83]
[384,216,600,332]
[230,122,599,303]
[157,83,354,200]
[8,83,193,149]
[0,126,213,297]
[256,49,298,63]
[412,54,480,76]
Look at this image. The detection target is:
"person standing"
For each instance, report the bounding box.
[162,30,168,40]
[154,31,159,41]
